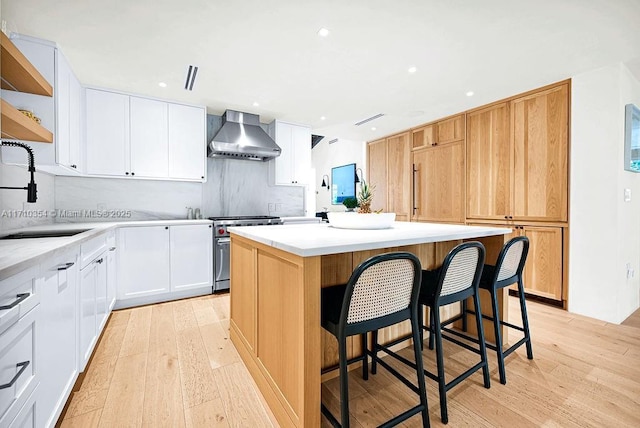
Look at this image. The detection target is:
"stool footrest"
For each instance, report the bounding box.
[368,349,421,395]
[440,328,482,355]
[465,309,526,332]
[503,336,529,358]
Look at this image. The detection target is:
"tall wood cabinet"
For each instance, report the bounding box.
[366,132,411,220]
[511,84,569,222]
[367,81,570,305]
[411,114,465,223]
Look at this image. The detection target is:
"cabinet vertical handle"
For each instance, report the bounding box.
[412,164,419,214]
[0,293,30,310]
[0,361,30,389]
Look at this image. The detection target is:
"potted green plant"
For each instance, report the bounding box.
[342,197,358,212]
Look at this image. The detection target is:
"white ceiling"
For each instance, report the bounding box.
[3,0,640,143]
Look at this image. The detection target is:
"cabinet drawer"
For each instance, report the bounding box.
[0,268,39,336]
[80,235,107,269]
[0,307,38,426]
[6,384,37,428]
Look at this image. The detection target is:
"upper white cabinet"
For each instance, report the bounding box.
[55,51,82,172]
[168,103,206,180]
[130,96,169,178]
[85,89,130,176]
[85,88,206,182]
[0,34,81,175]
[269,120,311,186]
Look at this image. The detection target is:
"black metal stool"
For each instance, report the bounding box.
[462,236,533,384]
[321,252,430,428]
[372,242,490,424]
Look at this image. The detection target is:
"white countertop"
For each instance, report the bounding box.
[228,221,512,257]
[0,219,212,281]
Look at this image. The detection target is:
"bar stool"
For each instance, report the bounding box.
[462,236,533,384]
[320,252,430,428]
[372,242,490,424]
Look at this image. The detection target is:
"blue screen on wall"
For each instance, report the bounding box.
[331,163,356,204]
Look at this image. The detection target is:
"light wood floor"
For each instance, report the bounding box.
[61,294,640,427]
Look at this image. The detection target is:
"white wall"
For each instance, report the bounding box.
[569,63,640,323]
[312,138,366,212]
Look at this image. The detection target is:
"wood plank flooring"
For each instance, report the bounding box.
[60,294,640,427]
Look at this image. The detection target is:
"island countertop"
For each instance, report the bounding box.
[228,221,512,257]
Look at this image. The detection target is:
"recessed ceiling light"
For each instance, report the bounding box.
[466,91,474,97]
[158,82,167,88]
[317,28,330,37]
[253,101,259,107]
[408,66,417,73]
[371,127,377,131]
[320,116,326,121]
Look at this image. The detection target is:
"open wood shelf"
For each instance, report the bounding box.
[1,99,53,143]
[0,32,53,96]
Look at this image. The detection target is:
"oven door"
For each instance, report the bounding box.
[214,237,231,291]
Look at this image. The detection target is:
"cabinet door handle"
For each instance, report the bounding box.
[125,172,129,175]
[95,258,104,264]
[131,172,135,176]
[0,293,30,310]
[0,361,30,389]
[71,164,77,169]
[412,164,419,214]
[57,262,75,271]
[109,247,116,251]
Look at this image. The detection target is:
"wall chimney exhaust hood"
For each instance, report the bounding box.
[208,110,281,161]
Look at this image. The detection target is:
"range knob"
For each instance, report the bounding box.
[218,228,225,235]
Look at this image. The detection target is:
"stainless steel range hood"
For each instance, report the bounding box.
[208,110,281,161]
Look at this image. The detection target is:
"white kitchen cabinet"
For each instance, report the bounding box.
[84,88,206,182]
[85,88,130,176]
[38,250,78,428]
[130,96,169,178]
[55,50,82,172]
[117,226,171,300]
[0,267,40,428]
[106,233,117,312]
[170,224,213,291]
[116,223,212,309]
[269,120,311,186]
[0,34,81,175]
[168,103,206,181]
[78,235,109,371]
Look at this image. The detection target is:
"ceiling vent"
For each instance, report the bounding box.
[354,113,384,126]
[184,65,198,91]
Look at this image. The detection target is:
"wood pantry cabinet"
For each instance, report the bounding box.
[366,132,411,221]
[511,84,569,222]
[410,114,466,223]
[467,85,569,222]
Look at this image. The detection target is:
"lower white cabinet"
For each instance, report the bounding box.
[117,226,171,300]
[0,267,40,428]
[106,234,117,312]
[78,238,108,371]
[38,251,78,428]
[116,223,212,308]
[170,224,213,291]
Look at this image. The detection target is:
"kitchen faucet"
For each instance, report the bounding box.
[0,140,37,203]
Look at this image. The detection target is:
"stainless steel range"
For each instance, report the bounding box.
[210,215,283,292]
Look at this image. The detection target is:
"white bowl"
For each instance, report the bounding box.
[327,212,396,229]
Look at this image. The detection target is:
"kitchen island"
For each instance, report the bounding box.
[228,221,511,427]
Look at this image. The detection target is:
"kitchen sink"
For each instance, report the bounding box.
[0,229,91,240]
